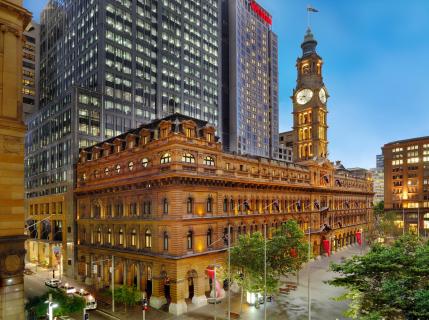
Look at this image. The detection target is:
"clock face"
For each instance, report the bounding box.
[296,89,313,105]
[319,88,327,104]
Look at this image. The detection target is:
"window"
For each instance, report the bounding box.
[141,158,149,167]
[207,229,212,246]
[145,229,152,248]
[161,153,171,164]
[187,230,193,250]
[182,153,195,163]
[106,204,112,217]
[129,202,137,216]
[223,198,228,212]
[119,228,124,245]
[207,197,213,213]
[128,161,134,171]
[104,167,110,175]
[97,227,102,243]
[163,198,169,214]
[131,229,137,246]
[203,156,215,166]
[230,199,235,211]
[142,201,151,215]
[163,231,169,250]
[116,202,123,217]
[107,228,112,244]
[187,197,193,214]
[115,164,121,173]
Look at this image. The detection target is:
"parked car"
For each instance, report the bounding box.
[59,283,76,294]
[44,278,62,288]
[74,289,97,310]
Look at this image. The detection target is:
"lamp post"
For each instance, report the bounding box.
[45,294,58,320]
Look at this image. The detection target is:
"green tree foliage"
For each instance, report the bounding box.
[112,285,141,312]
[26,290,85,318]
[328,234,429,320]
[231,220,308,296]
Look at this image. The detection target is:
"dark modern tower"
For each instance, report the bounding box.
[292,28,329,162]
[222,0,279,158]
[24,0,221,276]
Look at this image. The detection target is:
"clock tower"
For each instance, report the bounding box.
[292,28,328,162]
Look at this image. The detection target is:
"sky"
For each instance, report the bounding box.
[24,0,429,169]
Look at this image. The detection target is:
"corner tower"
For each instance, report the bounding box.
[292,28,328,162]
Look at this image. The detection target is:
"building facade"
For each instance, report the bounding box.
[293,28,328,162]
[370,154,384,204]
[383,137,429,234]
[279,131,293,162]
[222,0,279,158]
[22,20,39,121]
[25,0,222,276]
[0,0,31,319]
[75,114,373,315]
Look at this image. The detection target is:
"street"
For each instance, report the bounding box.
[24,244,365,320]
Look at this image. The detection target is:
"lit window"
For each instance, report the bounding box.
[163,198,169,214]
[203,156,215,166]
[182,153,195,164]
[104,167,110,175]
[115,164,121,173]
[131,229,137,246]
[128,161,134,171]
[161,153,171,164]
[119,228,124,245]
[163,232,169,250]
[187,230,193,250]
[141,158,149,167]
[145,229,152,248]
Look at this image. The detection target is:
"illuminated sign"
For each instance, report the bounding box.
[250,0,272,25]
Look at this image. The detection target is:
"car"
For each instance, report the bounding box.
[59,283,76,294]
[44,278,62,288]
[74,289,97,310]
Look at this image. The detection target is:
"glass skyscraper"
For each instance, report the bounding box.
[222,0,279,158]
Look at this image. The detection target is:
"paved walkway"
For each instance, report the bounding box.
[25,244,367,320]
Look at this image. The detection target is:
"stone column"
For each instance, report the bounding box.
[191,276,208,306]
[168,279,187,315]
[149,264,167,309]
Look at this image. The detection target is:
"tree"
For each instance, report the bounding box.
[328,234,429,320]
[230,220,308,310]
[112,285,141,312]
[26,290,86,318]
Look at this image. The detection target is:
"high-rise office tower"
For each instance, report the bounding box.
[222,0,279,158]
[22,21,40,120]
[24,0,221,276]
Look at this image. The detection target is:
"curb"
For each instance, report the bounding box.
[95,309,121,320]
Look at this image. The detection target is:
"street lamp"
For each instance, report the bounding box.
[45,295,58,320]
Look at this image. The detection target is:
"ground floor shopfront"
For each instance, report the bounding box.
[77,222,365,315]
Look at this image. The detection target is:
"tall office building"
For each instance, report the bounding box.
[22,21,40,120]
[370,154,384,204]
[383,137,429,234]
[24,0,221,276]
[278,131,293,162]
[222,0,279,158]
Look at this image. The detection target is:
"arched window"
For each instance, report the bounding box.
[104,167,110,175]
[187,197,193,214]
[230,199,235,211]
[92,203,100,218]
[129,202,137,216]
[131,229,137,246]
[107,228,112,244]
[207,229,212,247]
[163,231,169,250]
[128,161,134,171]
[115,164,121,173]
[182,153,195,164]
[207,197,213,213]
[106,203,112,217]
[203,156,215,166]
[145,229,152,248]
[223,198,228,212]
[163,198,168,214]
[160,153,171,164]
[187,230,193,250]
[119,228,124,245]
[141,158,149,167]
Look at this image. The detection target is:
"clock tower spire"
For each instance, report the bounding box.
[292,28,329,162]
